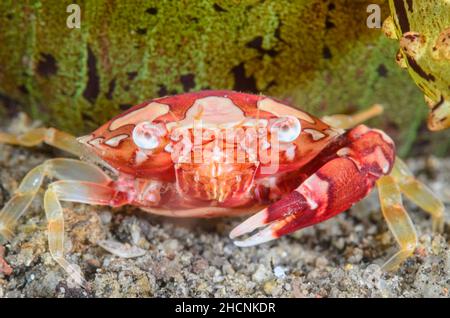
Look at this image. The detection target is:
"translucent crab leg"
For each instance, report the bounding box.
[44,189,86,286]
[44,180,118,287]
[390,157,445,232]
[0,127,83,157]
[48,180,117,205]
[321,104,384,129]
[376,175,417,271]
[0,159,111,241]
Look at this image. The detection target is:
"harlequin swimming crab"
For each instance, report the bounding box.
[0,90,445,286]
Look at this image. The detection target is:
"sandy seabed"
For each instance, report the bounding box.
[0,121,449,297]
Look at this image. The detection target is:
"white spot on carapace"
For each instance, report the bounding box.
[303,128,326,141]
[284,144,296,161]
[77,134,95,147]
[88,137,104,148]
[257,98,315,124]
[104,134,128,147]
[109,102,170,130]
[337,147,351,157]
[164,143,173,153]
[134,149,149,165]
[175,96,247,130]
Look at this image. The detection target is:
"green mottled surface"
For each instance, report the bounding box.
[0,0,449,155]
[386,0,450,131]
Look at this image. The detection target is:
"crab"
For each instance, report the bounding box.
[0,90,445,286]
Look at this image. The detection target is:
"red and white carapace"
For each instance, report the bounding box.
[0,90,445,286]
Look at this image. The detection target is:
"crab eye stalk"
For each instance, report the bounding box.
[132,121,164,150]
[270,116,301,142]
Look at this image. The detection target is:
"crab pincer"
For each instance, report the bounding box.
[231,125,396,246]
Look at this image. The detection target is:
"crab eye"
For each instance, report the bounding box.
[132,121,162,150]
[270,116,301,143]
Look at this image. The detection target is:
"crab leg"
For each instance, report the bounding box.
[0,159,115,286]
[321,104,384,129]
[390,157,445,232]
[44,188,86,286]
[376,175,417,271]
[0,158,111,240]
[0,127,83,157]
[44,180,119,286]
[48,180,116,205]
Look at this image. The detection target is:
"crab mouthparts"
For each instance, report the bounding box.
[175,162,257,204]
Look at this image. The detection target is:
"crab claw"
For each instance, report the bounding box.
[229,209,268,240]
[230,188,326,247]
[229,208,274,246]
[229,192,306,246]
[230,125,396,247]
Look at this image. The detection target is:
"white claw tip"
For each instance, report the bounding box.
[232,227,277,247]
[229,209,268,239]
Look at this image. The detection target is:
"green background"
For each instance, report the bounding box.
[0,0,449,156]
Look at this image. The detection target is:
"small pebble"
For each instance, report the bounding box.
[274,266,286,278]
[252,264,271,283]
[99,211,112,224]
[263,280,277,295]
[315,256,329,268]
